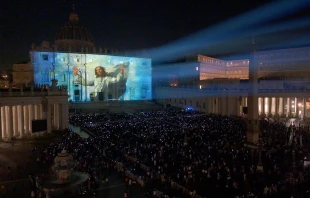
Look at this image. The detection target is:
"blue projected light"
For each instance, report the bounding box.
[31,52,152,101]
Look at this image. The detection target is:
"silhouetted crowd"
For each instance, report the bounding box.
[57,109,310,197]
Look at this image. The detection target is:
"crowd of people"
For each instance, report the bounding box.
[65,109,310,197]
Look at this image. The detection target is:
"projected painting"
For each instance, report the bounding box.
[31,52,152,101]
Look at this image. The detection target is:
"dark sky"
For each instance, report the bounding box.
[0,0,309,69]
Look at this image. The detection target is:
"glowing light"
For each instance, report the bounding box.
[199,85,202,89]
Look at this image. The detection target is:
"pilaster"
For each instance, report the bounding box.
[20,105,24,137]
[8,106,13,138]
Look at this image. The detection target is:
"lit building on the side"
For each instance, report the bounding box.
[154,46,310,119]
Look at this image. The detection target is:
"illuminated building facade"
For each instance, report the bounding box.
[30,51,152,102]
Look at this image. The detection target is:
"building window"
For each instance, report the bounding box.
[63,74,66,82]
[203,102,206,109]
[196,67,199,71]
[42,54,48,61]
[196,101,199,107]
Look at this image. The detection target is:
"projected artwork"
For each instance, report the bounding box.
[31,52,152,101]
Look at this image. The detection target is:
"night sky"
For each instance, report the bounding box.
[0,0,309,69]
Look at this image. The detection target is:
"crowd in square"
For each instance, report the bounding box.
[32,108,310,197]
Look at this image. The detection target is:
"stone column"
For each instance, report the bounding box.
[275,97,278,115]
[258,97,262,115]
[287,98,291,117]
[1,107,6,139]
[222,94,228,116]
[268,97,272,116]
[24,105,29,134]
[303,98,306,119]
[215,98,218,114]
[264,97,268,115]
[227,97,232,116]
[29,105,33,133]
[8,106,13,138]
[262,97,265,116]
[34,104,38,120]
[19,105,24,137]
[271,97,276,115]
[207,97,211,114]
[13,106,18,136]
[295,97,297,116]
[279,97,283,116]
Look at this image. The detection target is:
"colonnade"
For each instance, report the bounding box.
[203,96,307,117]
[159,95,309,118]
[257,97,306,117]
[0,103,68,140]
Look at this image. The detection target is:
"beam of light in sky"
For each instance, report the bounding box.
[153,34,310,83]
[260,35,310,50]
[182,17,310,59]
[144,0,310,62]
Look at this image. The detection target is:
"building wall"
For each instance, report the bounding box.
[153,86,310,118]
[12,63,33,87]
[256,47,310,79]
[0,90,68,140]
[198,47,310,81]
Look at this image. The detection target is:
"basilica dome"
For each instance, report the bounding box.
[55,6,94,52]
